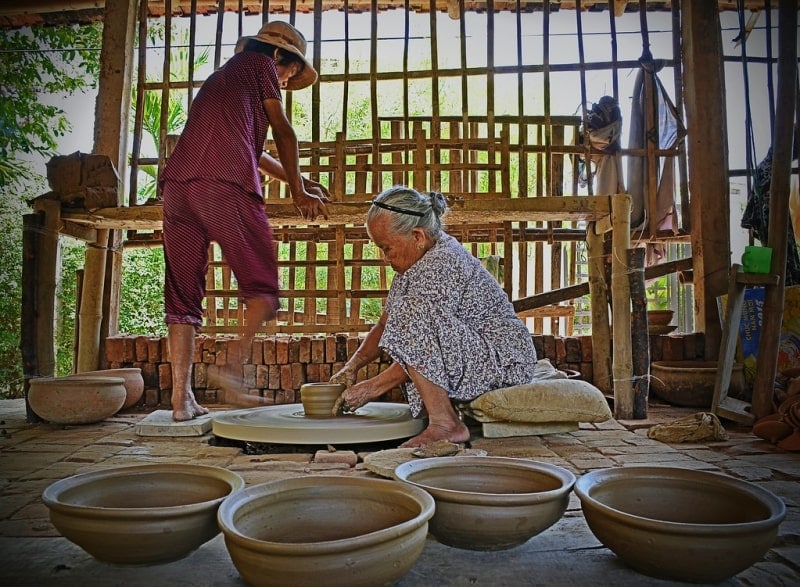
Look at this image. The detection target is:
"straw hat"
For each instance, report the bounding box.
[235,21,317,90]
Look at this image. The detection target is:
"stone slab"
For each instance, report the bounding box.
[134,410,213,437]
[481,421,578,438]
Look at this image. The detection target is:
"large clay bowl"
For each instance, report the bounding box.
[66,368,144,410]
[394,456,576,551]
[650,360,744,407]
[42,464,244,566]
[300,382,344,417]
[28,376,126,424]
[574,466,786,583]
[217,475,434,587]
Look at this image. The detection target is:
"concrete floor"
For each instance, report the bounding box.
[0,397,798,586]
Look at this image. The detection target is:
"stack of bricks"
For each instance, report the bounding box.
[104,332,705,409]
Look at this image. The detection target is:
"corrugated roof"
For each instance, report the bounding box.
[0,1,790,30]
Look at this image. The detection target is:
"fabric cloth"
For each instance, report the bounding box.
[161,51,282,199]
[380,234,537,416]
[160,50,283,326]
[162,178,279,327]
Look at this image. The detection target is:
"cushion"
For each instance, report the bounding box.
[468,378,613,424]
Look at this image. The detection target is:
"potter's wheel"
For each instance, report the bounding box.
[211,403,426,444]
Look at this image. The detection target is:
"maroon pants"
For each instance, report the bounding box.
[162,178,279,327]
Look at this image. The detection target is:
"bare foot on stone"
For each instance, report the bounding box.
[172,391,209,422]
[399,422,470,449]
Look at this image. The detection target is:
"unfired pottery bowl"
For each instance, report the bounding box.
[217,475,435,587]
[42,464,244,566]
[394,456,576,551]
[574,466,786,583]
[66,367,145,410]
[28,376,126,425]
[650,360,744,407]
[300,382,344,417]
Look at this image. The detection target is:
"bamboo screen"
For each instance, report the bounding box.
[126,1,689,337]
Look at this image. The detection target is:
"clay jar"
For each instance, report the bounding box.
[28,376,126,425]
[66,367,144,410]
[300,382,344,418]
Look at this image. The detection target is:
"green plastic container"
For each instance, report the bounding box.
[742,245,772,274]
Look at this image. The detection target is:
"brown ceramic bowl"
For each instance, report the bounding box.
[28,376,126,425]
[66,368,145,410]
[42,464,244,566]
[650,360,744,407]
[217,475,435,586]
[575,466,786,583]
[394,456,576,551]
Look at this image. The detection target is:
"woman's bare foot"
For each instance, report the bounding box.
[172,390,209,421]
[399,421,470,448]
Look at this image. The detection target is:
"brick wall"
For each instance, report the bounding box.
[104,332,706,408]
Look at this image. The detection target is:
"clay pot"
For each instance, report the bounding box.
[650,360,744,408]
[42,464,244,566]
[66,368,144,410]
[28,376,126,425]
[218,475,434,587]
[575,466,786,583]
[394,456,576,551]
[646,309,674,326]
[300,382,344,418]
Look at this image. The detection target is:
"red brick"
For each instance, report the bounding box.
[347,336,360,357]
[579,335,593,363]
[147,337,161,363]
[292,362,305,388]
[313,450,357,467]
[280,364,293,390]
[335,334,348,361]
[288,337,300,363]
[193,362,208,389]
[298,336,312,363]
[564,337,582,363]
[158,363,172,390]
[276,387,297,404]
[325,335,336,363]
[263,337,277,364]
[311,337,326,363]
[276,338,290,364]
[268,365,281,389]
[251,338,263,364]
[256,364,269,388]
[134,335,149,362]
[243,364,256,388]
[104,336,124,363]
[306,363,320,382]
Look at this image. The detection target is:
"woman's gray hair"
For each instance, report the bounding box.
[366,186,448,239]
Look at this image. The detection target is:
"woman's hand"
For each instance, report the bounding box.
[293,189,329,221]
[331,379,385,415]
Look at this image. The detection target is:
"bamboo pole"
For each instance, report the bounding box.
[611,193,633,418]
[628,247,649,418]
[752,0,797,419]
[77,229,108,373]
[21,213,43,422]
[587,223,612,393]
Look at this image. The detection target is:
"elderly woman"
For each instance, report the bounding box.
[330,186,537,447]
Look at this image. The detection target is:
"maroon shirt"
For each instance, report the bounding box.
[161,51,282,199]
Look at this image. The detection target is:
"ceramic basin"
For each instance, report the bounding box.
[650,360,744,407]
[394,456,576,551]
[42,464,244,566]
[217,475,435,587]
[28,376,126,424]
[66,367,145,410]
[574,466,786,583]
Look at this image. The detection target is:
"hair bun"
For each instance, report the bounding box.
[428,191,448,216]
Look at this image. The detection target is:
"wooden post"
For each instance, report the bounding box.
[32,198,60,379]
[84,0,137,370]
[21,213,43,422]
[628,247,649,418]
[611,193,633,418]
[587,223,611,394]
[681,0,731,357]
[752,0,797,419]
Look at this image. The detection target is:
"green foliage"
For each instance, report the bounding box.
[0,24,102,189]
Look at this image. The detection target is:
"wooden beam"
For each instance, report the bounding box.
[681,0,730,358]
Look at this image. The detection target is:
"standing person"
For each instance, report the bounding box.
[160,21,330,421]
[330,186,537,447]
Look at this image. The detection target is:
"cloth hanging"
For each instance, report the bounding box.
[626,58,686,255]
[741,147,800,286]
[579,96,625,196]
